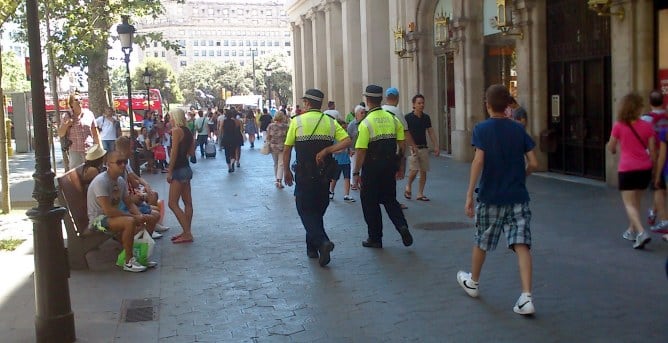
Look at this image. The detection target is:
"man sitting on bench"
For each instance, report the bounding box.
[87,151,155,272]
[115,136,169,236]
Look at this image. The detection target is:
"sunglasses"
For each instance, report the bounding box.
[110,160,127,166]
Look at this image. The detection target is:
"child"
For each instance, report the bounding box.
[329,121,355,202]
[458,84,538,315]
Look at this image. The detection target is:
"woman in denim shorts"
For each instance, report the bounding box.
[166,109,196,244]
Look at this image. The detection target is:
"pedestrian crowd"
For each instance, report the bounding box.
[57,80,668,317]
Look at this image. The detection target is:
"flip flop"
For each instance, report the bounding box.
[404,190,412,199]
[172,236,193,244]
[416,196,430,201]
[400,203,408,209]
[170,234,182,241]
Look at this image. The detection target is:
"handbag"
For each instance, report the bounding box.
[116,229,155,267]
[153,145,167,160]
[260,141,270,155]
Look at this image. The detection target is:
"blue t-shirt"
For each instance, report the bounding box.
[333,148,351,165]
[471,118,535,205]
[659,128,668,178]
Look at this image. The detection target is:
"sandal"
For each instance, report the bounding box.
[170,234,183,241]
[172,236,193,244]
[416,196,430,201]
[404,190,412,199]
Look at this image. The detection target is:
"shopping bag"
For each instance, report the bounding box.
[116,229,155,267]
[260,141,270,155]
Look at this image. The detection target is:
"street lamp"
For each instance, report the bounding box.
[25,0,75,341]
[164,79,171,113]
[117,15,140,175]
[265,67,272,109]
[143,67,152,119]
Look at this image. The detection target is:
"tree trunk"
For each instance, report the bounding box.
[0,48,11,213]
[86,2,112,116]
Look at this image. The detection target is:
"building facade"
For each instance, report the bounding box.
[287,0,666,185]
[136,0,292,73]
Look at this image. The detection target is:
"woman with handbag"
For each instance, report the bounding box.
[166,109,196,244]
[266,111,289,188]
[58,93,100,168]
[607,93,655,249]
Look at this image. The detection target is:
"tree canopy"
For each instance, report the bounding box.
[1,50,30,93]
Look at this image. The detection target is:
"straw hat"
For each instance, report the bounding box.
[85,144,107,161]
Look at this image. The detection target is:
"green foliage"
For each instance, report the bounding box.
[0,238,24,251]
[0,0,20,26]
[177,53,292,108]
[1,50,30,92]
[131,58,183,104]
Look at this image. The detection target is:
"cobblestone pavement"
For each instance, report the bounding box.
[1,140,667,342]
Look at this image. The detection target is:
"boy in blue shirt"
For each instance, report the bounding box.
[329,121,355,202]
[457,84,539,315]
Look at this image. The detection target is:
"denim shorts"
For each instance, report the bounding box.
[474,202,532,251]
[89,215,113,235]
[336,163,351,180]
[172,165,193,182]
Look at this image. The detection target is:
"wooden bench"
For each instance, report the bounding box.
[56,168,114,269]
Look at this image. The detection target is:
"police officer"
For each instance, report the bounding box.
[283,89,351,267]
[352,85,413,249]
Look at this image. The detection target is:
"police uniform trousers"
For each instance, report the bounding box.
[360,163,408,242]
[294,171,331,252]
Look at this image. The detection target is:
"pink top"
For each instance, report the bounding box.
[611,120,655,172]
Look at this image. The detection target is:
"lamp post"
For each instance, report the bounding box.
[26,0,75,341]
[164,79,171,113]
[250,48,257,94]
[265,67,272,109]
[117,16,140,175]
[143,67,152,116]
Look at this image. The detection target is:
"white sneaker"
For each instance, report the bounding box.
[343,195,356,202]
[155,223,170,233]
[622,230,637,241]
[123,257,147,273]
[662,234,668,242]
[633,231,651,249]
[513,293,535,315]
[456,271,479,298]
[329,191,335,200]
[151,231,163,239]
[146,261,158,268]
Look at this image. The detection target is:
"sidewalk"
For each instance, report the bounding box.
[1,143,667,342]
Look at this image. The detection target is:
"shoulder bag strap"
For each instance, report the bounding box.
[626,123,647,149]
[307,113,326,140]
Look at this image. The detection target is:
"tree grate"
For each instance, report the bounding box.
[120,298,159,322]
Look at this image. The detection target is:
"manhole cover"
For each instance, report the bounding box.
[412,222,472,231]
[120,298,159,322]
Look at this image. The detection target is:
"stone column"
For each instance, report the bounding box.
[291,22,303,106]
[325,0,344,106]
[516,0,548,170]
[451,0,485,162]
[342,0,363,113]
[300,14,314,90]
[312,8,328,95]
[360,0,391,87]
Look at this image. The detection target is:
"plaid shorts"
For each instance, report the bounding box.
[474,202,532,251]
